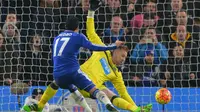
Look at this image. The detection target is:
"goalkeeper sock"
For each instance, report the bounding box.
[87,10,95,18]
[71,90,92,112]
[112,96,138,112]
[38,82,58,110]
[92,89,112,105]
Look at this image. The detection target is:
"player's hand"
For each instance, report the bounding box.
[115,40,125,47]
[90,0,102,11]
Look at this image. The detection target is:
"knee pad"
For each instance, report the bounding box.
[111,95,119,103]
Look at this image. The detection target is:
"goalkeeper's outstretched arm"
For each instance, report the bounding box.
[87,1,124,47]
[86,10,105,45]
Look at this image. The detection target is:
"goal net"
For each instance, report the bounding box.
[0,0,200,111]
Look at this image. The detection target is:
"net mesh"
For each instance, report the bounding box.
[0,0,200,111]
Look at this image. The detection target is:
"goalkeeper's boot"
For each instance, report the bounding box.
[143,104,152,111]
[134,104,152,112]
[106,104,119,112]
[89,0,102,11]
[22,103,42,112]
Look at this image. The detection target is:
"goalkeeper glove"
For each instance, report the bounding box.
[89,0,102,11]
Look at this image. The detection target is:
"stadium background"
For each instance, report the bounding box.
[0,0,200,111]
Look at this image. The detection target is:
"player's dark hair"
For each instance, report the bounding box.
[65,16,79,31]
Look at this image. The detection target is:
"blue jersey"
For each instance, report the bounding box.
[53,30,117,77]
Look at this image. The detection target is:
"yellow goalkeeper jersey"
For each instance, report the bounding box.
[80,18,134,105]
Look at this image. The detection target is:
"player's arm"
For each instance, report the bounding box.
[86,0,104,45]
[86,10,104,45]
[80,34,121,51]
[111,71,135,105]
[85,1,124,50]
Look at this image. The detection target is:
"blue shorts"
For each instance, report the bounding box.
[54,69,95,92]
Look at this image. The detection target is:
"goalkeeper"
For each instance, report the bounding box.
[23,0,152,112]
[79,1,152,112]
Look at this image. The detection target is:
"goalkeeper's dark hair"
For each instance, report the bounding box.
[65,16,79,31]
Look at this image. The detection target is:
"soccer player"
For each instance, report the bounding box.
[22,88,68,112]
[22,7,123,112]
[78,2,152,112]
[82,1,152,111]
[22,88,50,111]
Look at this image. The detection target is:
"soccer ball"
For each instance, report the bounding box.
[155,88,172,104]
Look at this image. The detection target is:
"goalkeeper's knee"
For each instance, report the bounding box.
[50,81,59,90]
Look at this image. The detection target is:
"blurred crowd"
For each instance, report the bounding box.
[0,0,200,87]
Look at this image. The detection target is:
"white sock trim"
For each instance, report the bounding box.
[71,90,92,112]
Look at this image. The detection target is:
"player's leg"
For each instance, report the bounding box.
[100,87,138,112]
[67,84,93,112]
[38,81,59,110]
[89,87,119,112]
[100,86,152,112]
[78,89,92,98]
[22,74,92,112]
[75,69,118,112]
[135,104,153,112]
[53,73,93,112]
[22,81,59,111]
